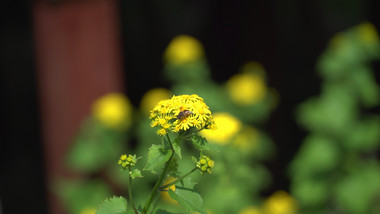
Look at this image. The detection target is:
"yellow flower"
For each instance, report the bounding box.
[262,191,298,214]
[80,207,96,214]
[160,176,178,204]
[200,113,242,145]
[157,128,167,136]
[239,206,262,214]
[196,155,215,174]
[118,154,137,170]
[140,88,172,115]
[226,63,268,106]
[92,93,132,130]
[164,35,204,64]
[150,94,214,135]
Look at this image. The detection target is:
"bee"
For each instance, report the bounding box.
[177,110,192,120]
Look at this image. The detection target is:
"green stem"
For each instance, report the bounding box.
[128,169,139,214]
[141,134,175,214]
[159,167,198,191]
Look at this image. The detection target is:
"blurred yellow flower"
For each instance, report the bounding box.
[150,94,214,135]
[140,88,172,115]
[80,207,96,214]
[262,191,297,214]
[92,93,132,130]
[200,113,242,145]
[160,176,178,204]
[239,206,262,214]
[164,35,204,64]
[233,126,259,151]
[226,64,268,106]
[356,22,379,45]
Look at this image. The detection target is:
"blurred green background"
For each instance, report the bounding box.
[1,0,380,214]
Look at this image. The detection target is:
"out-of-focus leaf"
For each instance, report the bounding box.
[343,118,380,152]
[297,86,357,135]
[96,196,128,214]
[57,179,112,214]
[334,162,380,214]
[349,67,380,107]
[164,60,210,84]
[291,178,329,207]
[66,119,124,173]
[290,135,340,178]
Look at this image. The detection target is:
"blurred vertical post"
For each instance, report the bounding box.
[33,0,124,213]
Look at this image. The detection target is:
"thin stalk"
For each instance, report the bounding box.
[159,167,198,191]
[128,169,139,214]
[141,134,175,214]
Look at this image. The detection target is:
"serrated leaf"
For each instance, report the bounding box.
[130,169,143,179]
[172,138,182,159]
[168,178,206,214]
[191,135,209,151]
[191,156,198,163]
[144,144,173,173]
[96,196,128,214]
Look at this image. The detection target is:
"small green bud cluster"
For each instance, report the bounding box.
[118,154,137,170]
[196,155,215,174]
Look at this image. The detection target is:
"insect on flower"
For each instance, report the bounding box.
[177,110,192,120]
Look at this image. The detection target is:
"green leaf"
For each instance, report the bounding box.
[172,138,182,159]
[191,135,209,151]
[66,118,124,173]
[130,169,143,179]
[153,209,171,214]
[56,179,112,214]
[334,163,380,214]
[289,135,340,178]
[191,156,198,163]
[144,144,173,173]
[291,178,329,207]
[344,118,380,152]
[168,178,206,214]
[96,196,128,214]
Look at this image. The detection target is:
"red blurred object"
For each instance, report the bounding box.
[33,0,124,213]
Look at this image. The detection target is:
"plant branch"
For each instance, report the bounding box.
[159,167,198,191]
[141,134,175,214]
[128,168,139,214]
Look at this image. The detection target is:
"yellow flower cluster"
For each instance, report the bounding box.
[226,62,268,106]
[200,112,242,145]
[92,93,132,130]
[238,191,297,214]
[140,88,172,115]
[262,191,298,214]
[118,154,137,170]
[164,35,204,64]
[150,94,215,135]
[196,155,215,174]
